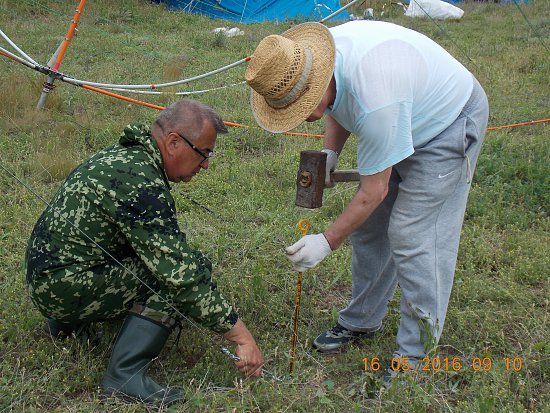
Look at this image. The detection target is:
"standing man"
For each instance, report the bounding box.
[25,99,264,405]
[245,21,488,379]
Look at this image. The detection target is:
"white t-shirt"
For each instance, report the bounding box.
[326,21,473,175]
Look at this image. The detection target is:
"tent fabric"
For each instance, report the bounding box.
[157,0,350,23]
[402,0,528,4]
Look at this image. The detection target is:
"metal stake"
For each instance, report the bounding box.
[289,218,310,374]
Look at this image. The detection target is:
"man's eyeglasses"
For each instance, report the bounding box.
[173,132,214,164]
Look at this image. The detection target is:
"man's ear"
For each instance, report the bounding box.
[164,132,181,156]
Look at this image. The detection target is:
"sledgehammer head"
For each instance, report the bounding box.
[295,150,361,209]
[295,151,327,209]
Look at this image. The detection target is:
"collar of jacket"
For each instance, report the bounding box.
[119,123,170,187]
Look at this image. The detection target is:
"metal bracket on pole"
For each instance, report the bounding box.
[36,0,86,109]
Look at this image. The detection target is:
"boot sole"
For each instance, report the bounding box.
[100,389,184,407]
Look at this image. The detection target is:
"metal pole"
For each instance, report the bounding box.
[37,0,87,109]
[318,0,362,23]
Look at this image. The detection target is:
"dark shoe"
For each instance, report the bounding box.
[43,319,103,346]
[313,323,382,353]
[43,319,76,339]
[101,314,183,406]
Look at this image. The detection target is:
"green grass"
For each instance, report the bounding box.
[1,0,548,411]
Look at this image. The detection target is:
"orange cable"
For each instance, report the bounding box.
[224,120,324,138]
[82,85,165,110]
[222,120,248,128]
[0,50,18,62]
[486,118,549,131]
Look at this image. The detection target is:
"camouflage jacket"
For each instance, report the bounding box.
[25,124,237,332]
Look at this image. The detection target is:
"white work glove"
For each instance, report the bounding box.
[285,233,332,272]
[321,148,339,187]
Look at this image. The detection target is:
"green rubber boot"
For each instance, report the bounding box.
[101,314,183,406]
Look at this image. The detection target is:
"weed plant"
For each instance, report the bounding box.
[0,0,548,411]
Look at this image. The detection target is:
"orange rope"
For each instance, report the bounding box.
[222,120,324,138]
[222,120,248,128]
[283,131,324,138]
[0,50,18,62]
[82,85,165,110]
[486,118,549,131]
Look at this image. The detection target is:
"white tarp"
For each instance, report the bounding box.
[405,0,464,20]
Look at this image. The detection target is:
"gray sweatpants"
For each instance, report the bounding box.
[338,77,489,358]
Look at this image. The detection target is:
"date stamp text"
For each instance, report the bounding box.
[362,356,524,372]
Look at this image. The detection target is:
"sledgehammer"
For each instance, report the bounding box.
[295,150,360,209]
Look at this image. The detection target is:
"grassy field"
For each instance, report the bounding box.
[0,0,548,411]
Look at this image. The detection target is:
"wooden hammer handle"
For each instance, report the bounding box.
[331,169,360,183]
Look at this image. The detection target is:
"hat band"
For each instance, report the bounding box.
[265,48,313,109]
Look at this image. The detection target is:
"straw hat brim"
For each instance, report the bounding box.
[249,22,336,133]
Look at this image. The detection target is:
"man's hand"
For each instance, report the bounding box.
[234,341,264,377]
[285,233,332,272]
[321,148,338,187]
[223,319,264,377]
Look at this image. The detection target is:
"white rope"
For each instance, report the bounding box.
[103,81,246,96]
[2,30,248,90]
[0,45,43,71]
[61,57,250,90]
[318,0,362,23]
[0,43,247,100]
[0,29,40,66]
[240,0,248,23]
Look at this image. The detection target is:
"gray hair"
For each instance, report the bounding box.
[154,99,228,141]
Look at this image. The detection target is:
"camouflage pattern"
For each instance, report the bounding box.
[25,124,238,333]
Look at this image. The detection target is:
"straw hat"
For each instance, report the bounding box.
[245,22,335,133]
